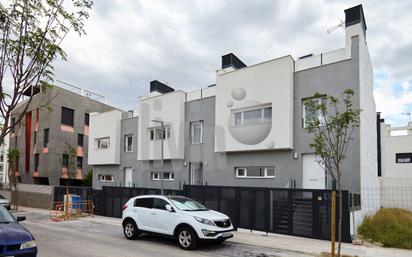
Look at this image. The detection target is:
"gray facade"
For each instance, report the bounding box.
[93,36,363,192]
[10,86,116,185]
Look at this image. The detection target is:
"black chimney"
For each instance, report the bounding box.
[221,53,247,70]
[344,5,367,33]
[150,80,174,94]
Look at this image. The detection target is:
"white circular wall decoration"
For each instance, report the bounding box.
[231,88,246,101]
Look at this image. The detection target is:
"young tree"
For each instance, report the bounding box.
[304,89,361,257]
[0,0,93,143]
[7,148,19,210]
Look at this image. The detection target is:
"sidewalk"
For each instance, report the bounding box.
[19,207,412,257]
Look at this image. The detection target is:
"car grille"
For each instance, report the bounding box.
[214,219,231,228]
[6,243,21,251]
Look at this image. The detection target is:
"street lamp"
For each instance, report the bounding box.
[151,119,164,195]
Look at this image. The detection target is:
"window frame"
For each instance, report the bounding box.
[190,121,203,144]
[62,154,69,168]
[124,134,133,152]
[61,107,75,127]
[98,174,114,182]
[78,134,84,147]
[43,128,49,147]
[34,153,40,171]
[85,113,90,126]
[148,126,170,141]
[95,137,110,150]
[76,156,83,169]
[233,105,272,127]
[302,97,327,128]
[235,167,276,178]
[151,171,175,181]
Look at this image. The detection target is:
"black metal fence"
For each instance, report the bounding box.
[53,185,351,242]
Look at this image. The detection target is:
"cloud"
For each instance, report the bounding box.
[49,0,412,125]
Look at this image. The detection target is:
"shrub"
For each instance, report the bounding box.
[358,208,412,249]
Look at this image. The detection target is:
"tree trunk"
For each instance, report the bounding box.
[337,186,343,257]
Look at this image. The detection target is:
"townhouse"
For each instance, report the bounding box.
[89,5,379,214]
[9,85,117,186]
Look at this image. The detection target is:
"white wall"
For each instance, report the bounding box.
[381,124,412,177]
[215,56,294,152]
[88,110,123,165]
[138,91,185,160]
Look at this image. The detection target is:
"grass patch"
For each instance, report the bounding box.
[358,208,412,249]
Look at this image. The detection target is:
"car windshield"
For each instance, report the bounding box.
[0,206,14,223]
[169,197,208,211]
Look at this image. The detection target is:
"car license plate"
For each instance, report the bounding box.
[221,232,232,237]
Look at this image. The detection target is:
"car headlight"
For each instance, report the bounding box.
[194,217,216,226]
[20,240,37,250]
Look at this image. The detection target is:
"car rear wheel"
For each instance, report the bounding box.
[177,227,198,250]
[123,220,139,240]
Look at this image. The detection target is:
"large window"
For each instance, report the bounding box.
[95,137,110,149]
[43,128,49,147]
[151,172,174,181]
[134,198,152,208]
[34,153,39,171]
[78,134,84,147]
[124,134,133,152]
[62,154,69,168]
[235,167,275,178]
[233,106,272,126]
[190,121,203,144]
[396,153,412,163]
[77,156,83,169]
[61,107,74,127]
[303,97,326,128]
[148,126,170,141]
[85,113,90,126]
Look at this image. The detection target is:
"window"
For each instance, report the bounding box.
[191,121,203,144]
[78,134,84,147]
[98,174,114,182]
[151,172,174,181]
[95,137,110,149]
[303,97,326,128]
[124,135,133,152]
[152,198,169,210]
[235,167,275,178]
[148,126,170,141]
[34,154,39,171]
[62,154,69,168]
[11,117,16,133]
[85,113,90,126]
[43,128,49,147]
[134,198,152,208]
[0,154,3,162]
[396,153,412,163]
[233,106,272,126]
[76,156,83,169]
[61,107,74,127]
[33,131,37,145]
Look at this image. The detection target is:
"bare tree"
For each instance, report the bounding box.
[0,0,93,144]
[304,89,361,257]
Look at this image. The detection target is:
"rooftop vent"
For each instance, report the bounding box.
[221,53,247,70]
[150,80,174,94]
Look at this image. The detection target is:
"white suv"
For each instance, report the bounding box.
[122,195,234,250]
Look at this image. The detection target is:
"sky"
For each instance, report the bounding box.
[53,0,412,126]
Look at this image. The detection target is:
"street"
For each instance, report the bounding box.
[21,211,313,257]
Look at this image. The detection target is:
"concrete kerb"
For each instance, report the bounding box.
[17,207,412,257]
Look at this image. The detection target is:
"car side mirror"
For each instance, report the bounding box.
[16,216,26,222]
[165,204,174,212]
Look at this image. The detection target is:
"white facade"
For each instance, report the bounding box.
[380,122,412,178]
[88,110,123,165]
[0,136,9,185]
[138,91,186,160]
[215,56,294,152]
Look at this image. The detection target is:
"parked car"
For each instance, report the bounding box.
[0,195,10,210]
[122,195,234,250]
[0,205,37,257]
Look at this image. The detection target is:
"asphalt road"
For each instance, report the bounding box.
[20,212,313,257]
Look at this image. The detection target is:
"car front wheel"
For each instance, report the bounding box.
[177,227,198,250]
[123,220,139,240]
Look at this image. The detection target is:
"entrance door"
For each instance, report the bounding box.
[302,154,325,189]
[124,167,133,187]
[189,163,203,185]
